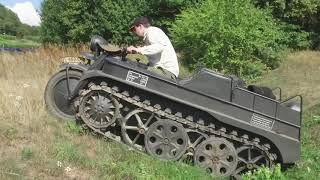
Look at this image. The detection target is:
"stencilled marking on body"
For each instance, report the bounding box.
[250,114,275,130]
[126,71,149,87]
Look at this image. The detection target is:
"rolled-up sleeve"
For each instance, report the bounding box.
[137,29,165,55]
[137,44,164,55]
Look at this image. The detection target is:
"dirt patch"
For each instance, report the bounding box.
[64,167,92,180]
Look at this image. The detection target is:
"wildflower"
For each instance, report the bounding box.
[65,166,72,172]
[23,83,30,88]
[15,96,23,101]
[14,101,21,108]
[57,161,62,167]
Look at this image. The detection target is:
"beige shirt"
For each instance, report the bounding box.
[137,26,179,77]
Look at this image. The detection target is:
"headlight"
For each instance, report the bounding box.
[90,35,108,52]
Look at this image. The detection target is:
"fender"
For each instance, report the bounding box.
[58,63,89,98]
[68,70,107,100]
[59,63,88,72]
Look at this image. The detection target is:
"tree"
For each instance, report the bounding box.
[40,0,202,44]
[0,4,21,35]
[40,0,72,43]
[253,0,320,49]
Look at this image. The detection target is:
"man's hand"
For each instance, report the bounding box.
[127,46,139,54]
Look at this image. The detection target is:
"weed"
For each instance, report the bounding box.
[65,121,83,134]
[312,115,320,124]
[54,142,84,164]
[3,127,18,139]
[243,164,286,180]
[21,147,34,160]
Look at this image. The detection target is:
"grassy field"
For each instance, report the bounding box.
[0,48,319,179]
[0,35,40,48]
[256,51,320,109]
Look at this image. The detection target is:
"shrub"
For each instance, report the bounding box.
[170,0,288,80]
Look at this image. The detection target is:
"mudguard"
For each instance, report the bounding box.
[59,63,88,73]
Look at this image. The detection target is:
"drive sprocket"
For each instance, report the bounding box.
[233,145,272,179]
[78,86,120,128]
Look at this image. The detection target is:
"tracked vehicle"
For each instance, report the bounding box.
[44,36,302,178]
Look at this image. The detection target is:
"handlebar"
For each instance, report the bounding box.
[96,46,147,68]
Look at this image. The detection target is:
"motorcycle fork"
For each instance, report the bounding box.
[65,65,71,96]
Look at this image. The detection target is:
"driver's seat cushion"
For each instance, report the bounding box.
[247,85,276,100]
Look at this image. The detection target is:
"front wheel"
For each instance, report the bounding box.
[44,70,82,120]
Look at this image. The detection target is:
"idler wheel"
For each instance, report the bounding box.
[121,109,156,151]
[79,89,119,128]
[194,137,238,177]
[233,145,271,178]
[145,119,189,161]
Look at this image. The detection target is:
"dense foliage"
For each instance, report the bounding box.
[0,4,40,38]
[40,0,201,44]
[253,0,320,49]
[170,0,289,79]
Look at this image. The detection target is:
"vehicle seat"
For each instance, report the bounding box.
[247,85,276,100]
[177,69,202,85]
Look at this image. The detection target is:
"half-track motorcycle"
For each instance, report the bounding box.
[44,36,302,178]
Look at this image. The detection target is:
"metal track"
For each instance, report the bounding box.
[75,82,277,177]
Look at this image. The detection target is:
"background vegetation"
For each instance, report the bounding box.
[0,4,40,38]
[0,34,40,48]
[39,0,320,80]
[3,0,320,79]
[40,0,200,44]
[254,0,320,49]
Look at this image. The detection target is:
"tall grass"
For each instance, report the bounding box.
[0,46,83,179]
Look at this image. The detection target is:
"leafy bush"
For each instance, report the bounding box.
[170,0,289,79]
